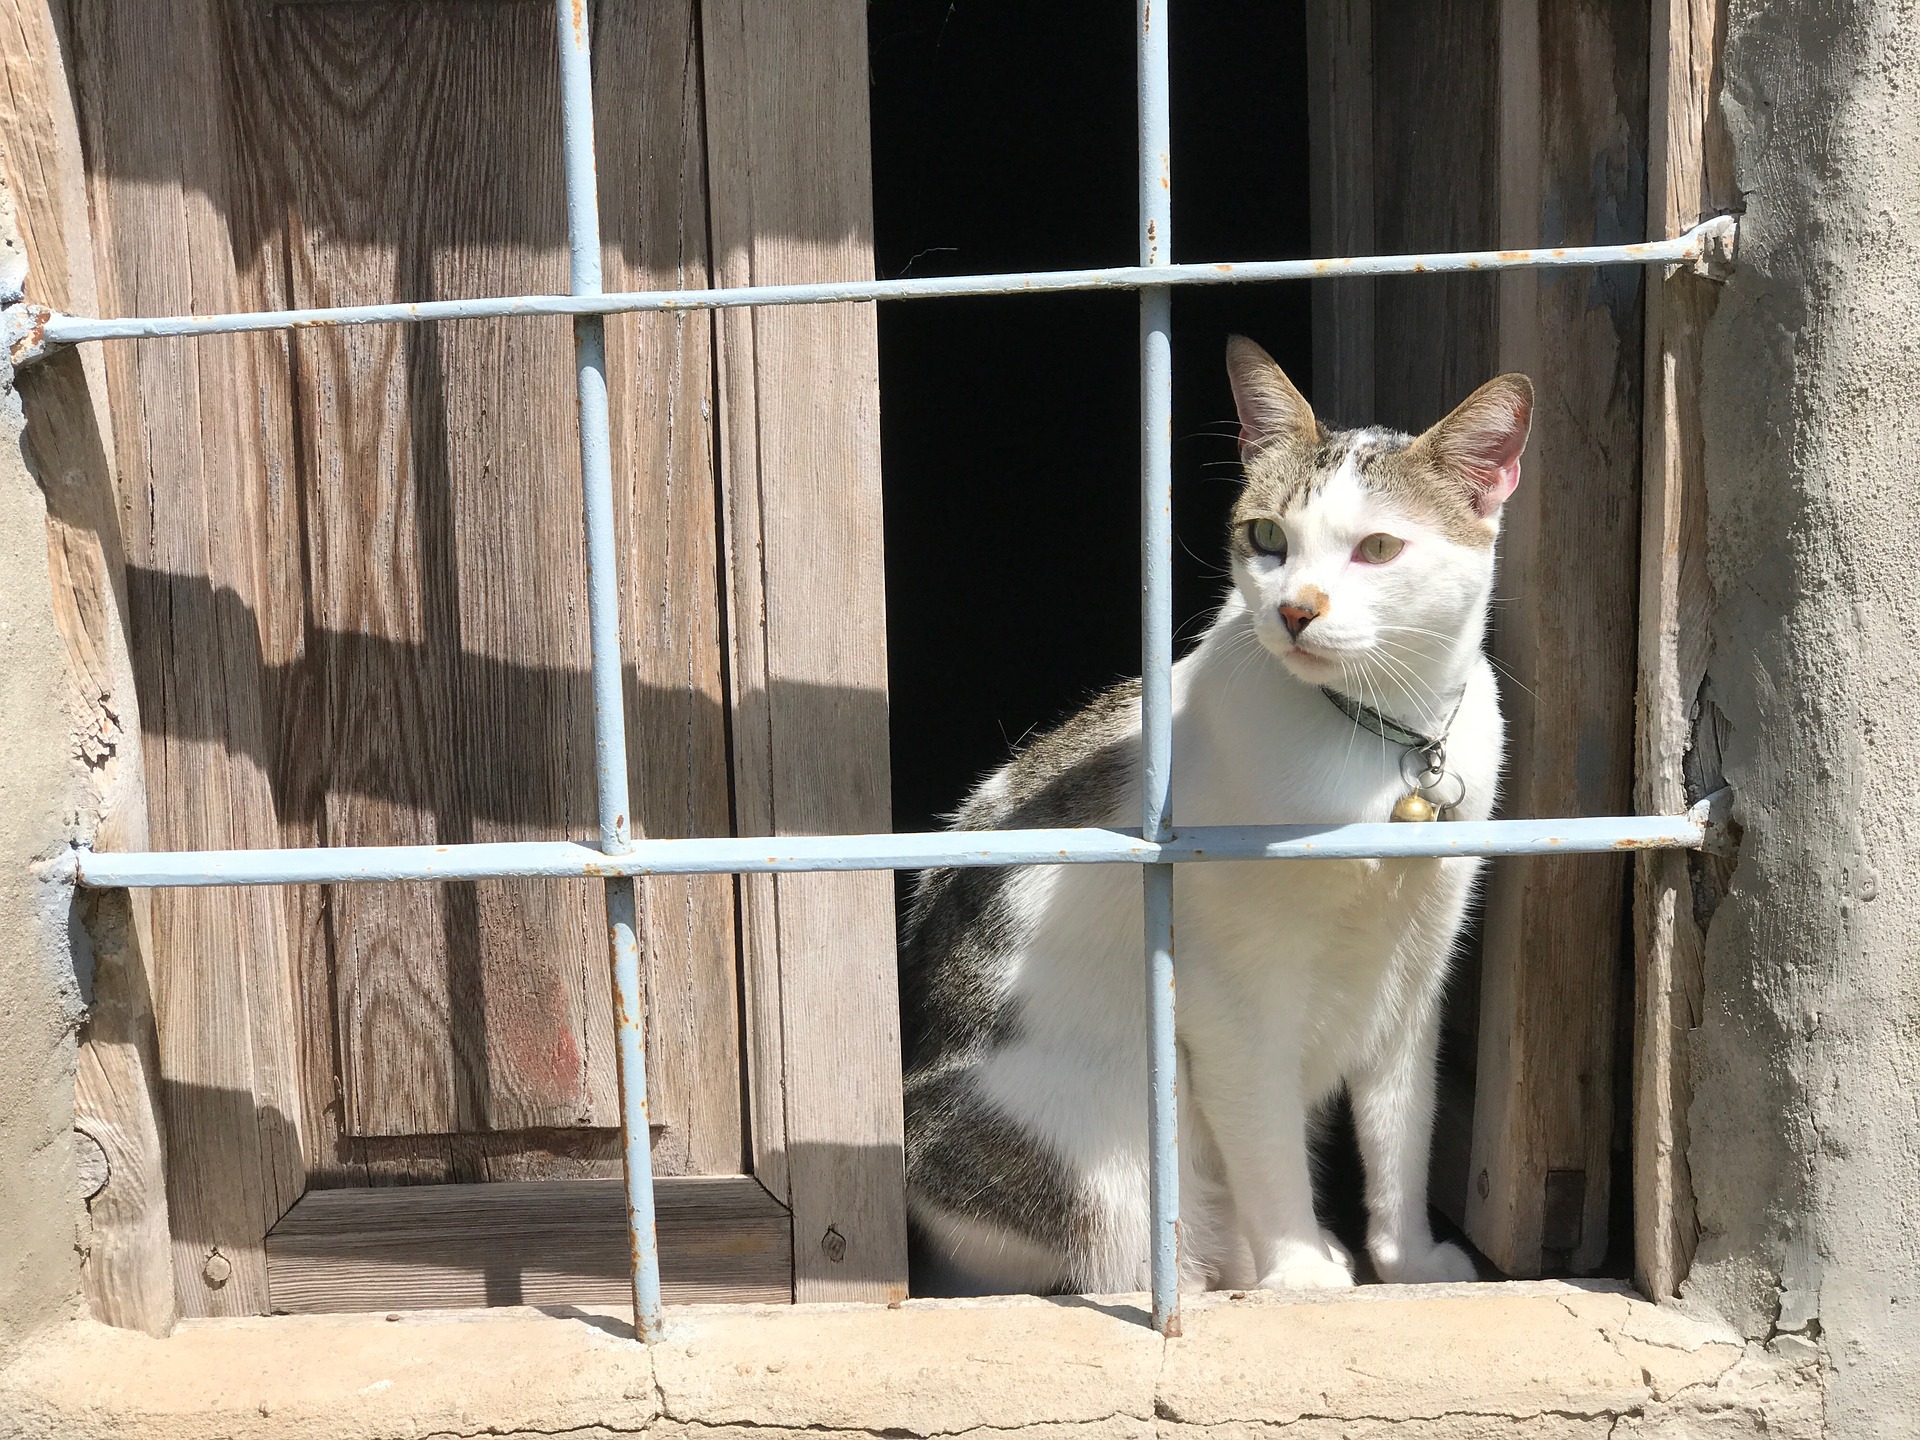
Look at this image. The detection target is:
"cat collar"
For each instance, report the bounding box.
[1319,685,1468,821]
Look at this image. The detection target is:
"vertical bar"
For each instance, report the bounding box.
[554,0,664,1343]
[1138,0,1180,1339]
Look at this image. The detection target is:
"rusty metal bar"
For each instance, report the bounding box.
[553,0,663,1344]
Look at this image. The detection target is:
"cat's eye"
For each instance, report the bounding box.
[1247,518,1287,559]
[1355,532,1405,564]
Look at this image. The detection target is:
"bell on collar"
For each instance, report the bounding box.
[1391,791,1437,823]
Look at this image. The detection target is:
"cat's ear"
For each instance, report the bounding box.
[1226,336,1319,460]
[1419,373,1534,517]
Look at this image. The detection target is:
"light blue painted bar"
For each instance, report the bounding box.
[59,812,1711,889]
[554,0,663,1345]
[19,220,1733,353]
[1137,0,1181,1342]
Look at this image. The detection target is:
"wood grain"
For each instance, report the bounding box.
[1466,0,1649,1277]
[597,0,743,1178]
[261,2,608,1139]
[266,1176,790,1313]
[702,0,908,1302]
[74,0,310,1316]
[1633,0,1732,1301]
[71,0,749,1313]
[703,0,787,1210]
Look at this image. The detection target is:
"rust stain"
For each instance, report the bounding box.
[1613,834,1667,851]
[570,0,585,44]
[10,306,49,364]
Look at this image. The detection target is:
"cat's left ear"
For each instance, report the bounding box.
[1420,373,1534,517]
[1226,335,1320,460]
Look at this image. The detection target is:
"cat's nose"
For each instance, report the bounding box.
[1279,603,1316,639]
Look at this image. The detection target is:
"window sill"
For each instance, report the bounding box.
[2,1280,1815,1440]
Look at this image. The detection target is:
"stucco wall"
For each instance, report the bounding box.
[2,3,1919,1434]
[0,179,86,1361]
[1686,1,1920,1435]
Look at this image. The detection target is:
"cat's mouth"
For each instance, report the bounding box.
[1279,640,1342,679]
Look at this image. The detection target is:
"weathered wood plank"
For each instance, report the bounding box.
[1633,0,1733,1301]
[1465,0,1649,1277]
[701,0,908,1302]
[73,0,751,1314]
[266,1176,790,1313]
[73,0,310,1316]
[258,2,606,1139]
[246,0,740,1164]
[597,0,743,1179]
[704,0,788,1210]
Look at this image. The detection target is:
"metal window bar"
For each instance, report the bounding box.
[7,1,1738,1345]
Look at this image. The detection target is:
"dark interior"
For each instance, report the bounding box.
[869,0,1313,836]
[865,1,1436,1281]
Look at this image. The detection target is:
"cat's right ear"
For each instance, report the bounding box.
[1226,336,1319,461]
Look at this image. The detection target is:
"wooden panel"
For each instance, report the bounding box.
[705,10,787,1211]
[702,0,908,1302]
[259,3,610,1139]
[1633,0,1734,1301]
[73,0,749,1312]
[74,0,311,1316]
[1465,0,1649,1277]
[266,1176,790,1313]
[596,0,743,1179]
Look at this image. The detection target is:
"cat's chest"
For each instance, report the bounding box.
[1175,670,1502,827]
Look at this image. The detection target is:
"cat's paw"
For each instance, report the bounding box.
[1370,1236,1478,1285]
[1318,1227,1356,1272]
[1256,1235,1357,1291]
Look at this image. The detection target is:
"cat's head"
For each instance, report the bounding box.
[1223,336,1532,699]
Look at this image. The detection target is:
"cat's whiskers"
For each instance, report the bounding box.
[1383,622,1539,703]
[1369,649,1442,721]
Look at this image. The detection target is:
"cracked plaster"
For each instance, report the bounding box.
[0,1285,1815,1440]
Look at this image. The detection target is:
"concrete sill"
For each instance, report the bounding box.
[1,1280,1816,1440]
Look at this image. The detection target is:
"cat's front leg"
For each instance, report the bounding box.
[1349,939,1477,1285]
[1186,1015,1354,1292]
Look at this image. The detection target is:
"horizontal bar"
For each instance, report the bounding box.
[55,805,1720,889]
[7,218,1735,361]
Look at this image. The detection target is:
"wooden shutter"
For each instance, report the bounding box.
[62,0,904,1317]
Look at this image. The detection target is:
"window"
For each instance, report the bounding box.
[15,0,1730,1342]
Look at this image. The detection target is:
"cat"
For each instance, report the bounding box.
[900,336,1532,1296]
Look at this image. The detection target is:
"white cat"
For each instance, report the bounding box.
[901,336,1532,1295]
